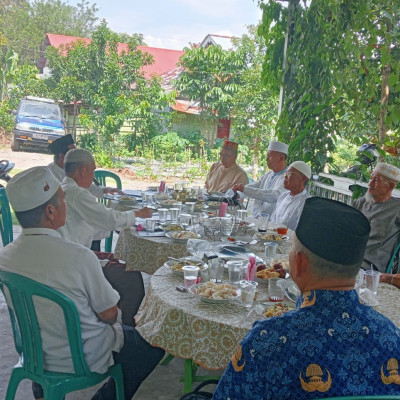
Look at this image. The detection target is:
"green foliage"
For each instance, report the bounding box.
[151,131,189,161]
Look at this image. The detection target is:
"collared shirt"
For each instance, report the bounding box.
[214,289,400,400]
[47,161,105,198]
[0,228,123,374]
[353,196,400,272]
[271,189,311,231]
[205,162,249,193]
[58,177,135,248]
[243,168,288,217]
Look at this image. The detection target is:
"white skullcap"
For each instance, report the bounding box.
[6,166,60,211]
[268,141,289,155]
[374,162,400,182]
[289,161,312,179]
[64,148,94,164]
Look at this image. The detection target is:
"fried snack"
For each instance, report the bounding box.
[263,303,294,318]
[171,231,199,239]
[259,233,283,241]
[193,281,238,300]
[256,267,280,280]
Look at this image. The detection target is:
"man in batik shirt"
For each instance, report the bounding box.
[214,197,400,400]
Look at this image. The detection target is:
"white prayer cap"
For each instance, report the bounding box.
[6,166,60,211]
[373,162,400,182]
[268,141,289,155]
[64,148,94,164]
[289,161,312,179]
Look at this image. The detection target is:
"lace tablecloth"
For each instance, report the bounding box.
[135,271,400,371]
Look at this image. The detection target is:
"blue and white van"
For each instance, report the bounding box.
[12,96,66,151]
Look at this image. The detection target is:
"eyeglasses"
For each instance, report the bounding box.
[284,171,303,177]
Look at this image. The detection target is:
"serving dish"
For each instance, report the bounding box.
[165,231,201,242]
[158,200,180,208]
[165,257,208,276]
[189,282,240,303]
[257,232,288,243]
[160,222,184,232]
[254,301,295,318]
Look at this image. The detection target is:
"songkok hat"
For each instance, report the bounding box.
[268,141,288,155]
[48,134,75,155]
[289,161,312,179]
[64,148,94,164]
[6,166,60,211]
[222,140,238,152]
[373,162,400,182]
[296,197,370,265]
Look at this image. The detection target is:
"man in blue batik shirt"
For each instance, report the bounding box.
[214,197,400,400]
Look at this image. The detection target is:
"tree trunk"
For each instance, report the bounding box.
[72,101,77,141]
[379,63,391,161]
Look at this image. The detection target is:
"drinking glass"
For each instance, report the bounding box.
[276,219,288,235]
[145,218,156,234]
[354,269,364,293]
[227,261,243,283]
[186,202,196,213]
[145,193,154,206]
[180,213,192,230]
[220,217,234,237]
[364,270,381,295]
[141,192,147,205]
[158,208,168,223]
[170,208,180,222]
[240,280,258,307]
[258,213,270,233]
[191,213,202,233]
[237,209,248,221]
[264,242,278,263]
[268,278,284,302]
[208,258,224,282]
[182,265,199,290]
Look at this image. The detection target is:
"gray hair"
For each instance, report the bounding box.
[292,236,360,280]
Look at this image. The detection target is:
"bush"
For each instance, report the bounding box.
[151,131,189,161]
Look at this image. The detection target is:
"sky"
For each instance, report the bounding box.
[67,0,262,50]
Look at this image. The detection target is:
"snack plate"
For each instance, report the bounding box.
[189,282,241,304]
[255,301,295,318]
[165,258,207,276]
[257,232,289,243]
[160,223,184,232]
[158,200,180,209]
[165,231,201,243]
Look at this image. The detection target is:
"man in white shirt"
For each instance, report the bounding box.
[233,141,289,217]
[0,166,164,400]
[271,161,312,231]
[58,148,150,248]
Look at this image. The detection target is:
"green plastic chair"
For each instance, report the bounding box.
[0,187,13,246]
[0,270,124,400]
[313,396,400,399]
[386,241,400,273]
[94,169,122,252]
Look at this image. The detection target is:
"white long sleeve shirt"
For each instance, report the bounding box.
[58,177,135,248]
[243,168,288,217]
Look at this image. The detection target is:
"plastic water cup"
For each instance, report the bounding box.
[240,281,257,307]
[141,192,147,205]
[158,208,168,222]
[145,219,156,233]
[186,202,196,213]
[237,209,248,221]
[227,261,242,283]
[220,217,234,236]
[258,213,270,232]
[170,208,180,222]
[182,265,199,290]
[145,193,154,205]
[264,242,278,262]
[364,270,381,295]
[268,278,284,302]
[208,258,224,283]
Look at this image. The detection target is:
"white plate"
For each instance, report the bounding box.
[165,258,208,276]
[158,200,180,208]
[160,223,184,232]
[254,301,296,318]
[189,282,241,303]
[165,231,201,242]
[257,232,288,243]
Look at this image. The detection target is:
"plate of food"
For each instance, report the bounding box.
[158,199,180,208]
[226,236,256,245]
[165,257,207,276]
[236,221,255,229]
[255,263,288,282]
[113,195,137,205]
[160,222,184,232]
[147,186,159,191]
[255,302,295,318]
[206,201,222,209]
[165,231,201,242]
[257,232,288,243]
[189,281,240,303]
[194,203,208,212]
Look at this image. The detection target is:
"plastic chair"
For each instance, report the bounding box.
[386,241,400,274]
[94,169,122,252]
[0,187,13,246]
[0,270,124,400]
[313,396,400,399]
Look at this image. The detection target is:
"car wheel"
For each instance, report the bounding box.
[11,134,20,151]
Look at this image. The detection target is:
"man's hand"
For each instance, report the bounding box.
[233,183,245,192]
[135,207,152,219]
[103,187,125,195]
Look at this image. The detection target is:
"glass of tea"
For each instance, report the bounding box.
[276,219,288,235]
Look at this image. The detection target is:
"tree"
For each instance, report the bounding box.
[115,32,146,46]
[46,22,172,155]
[258,0,400,171]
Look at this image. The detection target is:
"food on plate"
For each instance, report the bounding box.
[263,303,294,318]
[256,265,286,280]
[170,260,205,272]
[193,281,238,300]
[207,201,221,208]
[207,211,217,217]
[160,199,179,205]
[227,236,236,242]
[256,264,267,272]
[170,231,199,239]
[162,224,184,231]
[259,233,284,241]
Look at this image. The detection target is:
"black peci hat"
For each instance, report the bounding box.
[48,134,74,155]
[295,197,371,265]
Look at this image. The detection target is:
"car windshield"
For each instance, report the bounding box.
[19,101,61,120]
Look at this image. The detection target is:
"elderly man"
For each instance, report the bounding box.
[47,134,121,198]
[353,162,400,272]
[214,197,400,399]
[58,148,150,248]
[270,160,311,231]
[233,140,288,217]
[205,140,248,193]
[0,167,164,400]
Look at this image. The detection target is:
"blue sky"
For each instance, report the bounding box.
[68,0,262,50]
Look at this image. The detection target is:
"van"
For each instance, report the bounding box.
[12,96,66,151]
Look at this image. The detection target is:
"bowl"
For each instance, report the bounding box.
[165,258,208,276]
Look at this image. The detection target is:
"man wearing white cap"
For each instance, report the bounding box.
[270,161,312,230]
[58,148,150,248]
[0,167,164,400]
[353,162,400,272]
[233,140,289,217]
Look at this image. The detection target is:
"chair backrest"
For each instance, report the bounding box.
[94,170,122,204]
[0,187,13,246]
[386,241,400,274]
[0,270,91,377]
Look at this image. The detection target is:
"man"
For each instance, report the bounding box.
[47,134,121,198]
[58,148,150,248]
[214,197,400,399]
[233,140,288,217]
[204,140,249,193]
[353,162,400,272]
[0,167,164,400]
[270,160,311,231]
